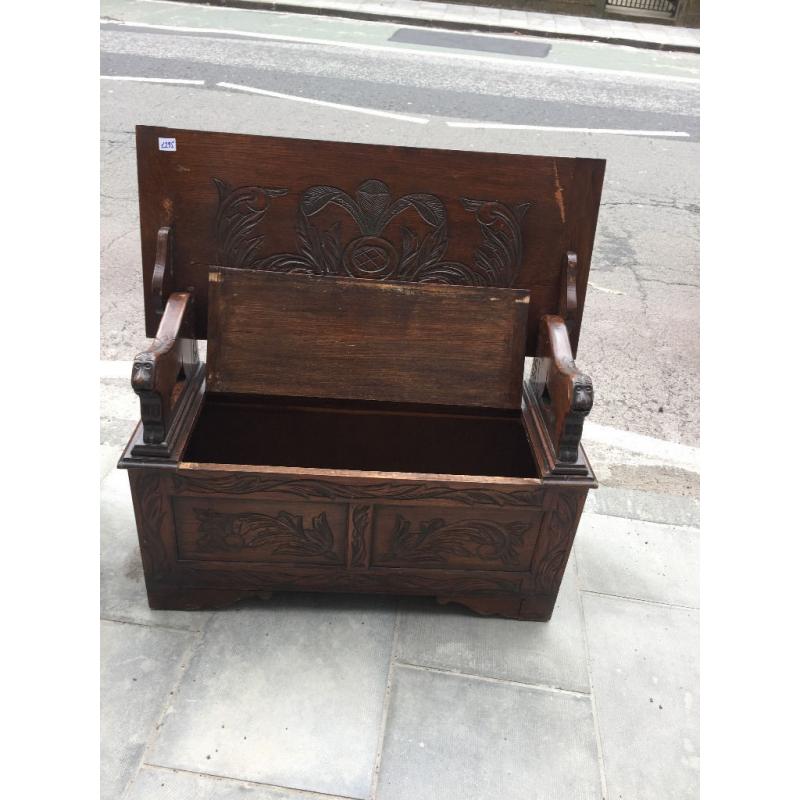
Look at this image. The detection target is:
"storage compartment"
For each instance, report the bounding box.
[183,394,539,479]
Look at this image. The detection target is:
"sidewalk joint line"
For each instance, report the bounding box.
[140,763,362,799]
[577,586,610,799]
[394,660,591,697]
[101,615,205,635]
[369,600,402,799]
[580,588,699,610]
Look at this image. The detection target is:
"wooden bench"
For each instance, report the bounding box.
[119,126,605,621]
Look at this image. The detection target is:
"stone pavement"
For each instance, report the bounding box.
[182,0,700,52]
[100,371,700,800]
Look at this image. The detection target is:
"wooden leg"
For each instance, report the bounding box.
[436,594,523,620]
[518,593,557,622]
[436,592,557,622]
[146,586,273,611]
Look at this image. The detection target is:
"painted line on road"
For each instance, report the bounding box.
[100,75,205,85]
[216,82,430,123]
[100,19,699,85]
[446,120,690,137]
[582,421,699,473]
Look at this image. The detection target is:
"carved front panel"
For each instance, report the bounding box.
[173,497,347,565]
[371,505,543,572]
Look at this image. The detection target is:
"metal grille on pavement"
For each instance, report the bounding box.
[606,0,677,17]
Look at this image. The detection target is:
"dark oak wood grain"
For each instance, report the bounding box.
[206,268,529,408]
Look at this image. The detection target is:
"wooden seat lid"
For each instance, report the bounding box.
[136,126,605,355]
[206,268,530,410]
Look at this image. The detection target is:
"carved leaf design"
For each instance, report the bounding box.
[194,508,339,561]
[379,514,529,567]
[211,178,530,287]
[350,505,370,567]
[533,493,579,593]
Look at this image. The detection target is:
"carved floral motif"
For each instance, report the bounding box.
[212,178,531,287]
[193,508,339,562]
[377,514,529,567]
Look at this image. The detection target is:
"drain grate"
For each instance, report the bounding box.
[388,28,552,58]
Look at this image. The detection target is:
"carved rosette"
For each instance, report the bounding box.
[377,514,529,568]
[212,178,531,287]
[194,508,338,562]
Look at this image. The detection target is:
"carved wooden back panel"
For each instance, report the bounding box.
[136,126,605,355]
[206,268,529,409]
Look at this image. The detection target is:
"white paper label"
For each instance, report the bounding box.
[158,137,177,152]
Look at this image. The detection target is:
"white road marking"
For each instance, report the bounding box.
[446,120,690,137]
[100,75,205,85]
[583,421,699,473]
[588,281,625,295]
[216,81,430,123]
[100,19,699,84]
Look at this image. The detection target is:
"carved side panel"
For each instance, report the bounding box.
[128,470,173,582]
[172,497,347,565]
[530,491,585,594]
[371,505,543,571]
[212,178,531,287]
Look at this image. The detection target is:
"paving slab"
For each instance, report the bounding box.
[127,764,354,799]
[583,593,699,800]
[101,620,199,800]
[576,512,699,607]
[584,485,700,528]
[375,664,602,800]
[101,467,214,631]
[395,555,589,692]
[149,597,397,799]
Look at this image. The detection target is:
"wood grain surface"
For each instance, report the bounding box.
[206,268,529,409]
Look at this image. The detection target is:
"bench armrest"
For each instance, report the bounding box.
[132,291,199,444]
[531,314,594,463]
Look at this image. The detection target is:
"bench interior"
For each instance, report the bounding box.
[184,394,539,479]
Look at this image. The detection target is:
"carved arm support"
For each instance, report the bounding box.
[531,314,594,463]
[132,291,199,445]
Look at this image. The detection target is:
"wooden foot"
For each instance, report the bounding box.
[436,594,522,620]
[436,592,557,621]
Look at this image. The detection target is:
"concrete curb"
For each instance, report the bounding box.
[175,0,701,53]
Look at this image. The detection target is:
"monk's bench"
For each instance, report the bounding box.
[119,126,604,621]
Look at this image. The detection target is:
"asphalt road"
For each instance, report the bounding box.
[100,0,699,447]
